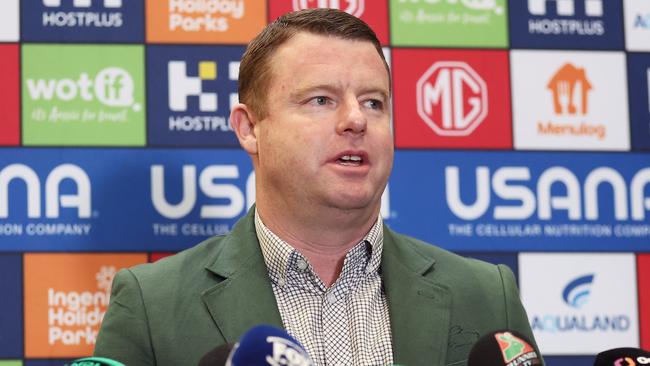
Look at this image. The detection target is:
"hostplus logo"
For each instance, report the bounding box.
[167,60,238,132]
[537,63,605,140]
[562,274,594,308]
[292,0,365,17]
[416,62,488,136]
[41,0,123,28]
[527,0,605,35]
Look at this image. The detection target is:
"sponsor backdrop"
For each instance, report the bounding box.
[0,0,648,365]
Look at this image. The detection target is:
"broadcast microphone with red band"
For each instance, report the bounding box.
[593,347,650,366]
[467,329,543,366]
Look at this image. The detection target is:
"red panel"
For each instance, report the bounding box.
[0,44,19,146]
[150,252,175,262]
[393,48,512,149]
[268,1,389,46]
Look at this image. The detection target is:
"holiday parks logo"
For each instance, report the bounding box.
[22,44,145,146]
[24,253,147,358]
[390,0,508,47]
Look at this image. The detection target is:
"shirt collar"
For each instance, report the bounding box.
[255,209,384,287]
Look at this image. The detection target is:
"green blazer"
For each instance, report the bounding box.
[94,209,540,366]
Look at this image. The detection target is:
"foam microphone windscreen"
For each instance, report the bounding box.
[197,343,235,366]
[65,357,127,366]
[593,347,650,366]
[467,329,542,366]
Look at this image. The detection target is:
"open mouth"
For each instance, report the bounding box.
[337,154,364,167]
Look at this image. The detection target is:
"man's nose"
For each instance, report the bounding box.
[336,97,367,135]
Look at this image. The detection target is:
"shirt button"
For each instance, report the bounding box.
[278,278,286,287]
[327,293,337,304]
[296,259,308,271]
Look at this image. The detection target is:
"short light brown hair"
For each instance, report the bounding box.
[238,8,389,119]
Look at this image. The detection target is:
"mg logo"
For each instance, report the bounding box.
[528,0,603,16]
[547,63,592,115]
[416,61,488,137]
[292,0,365,17]
[43,0,122,7]
[562,274,594,308]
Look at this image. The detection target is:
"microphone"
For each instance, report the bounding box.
[65,357,126,366]
[226,324,314,366]
[593,347,650,366]
[197,343,235,366]
[467,329,542,366]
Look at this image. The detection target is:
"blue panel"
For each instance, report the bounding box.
[508,0,624,50]
[0,255,23,358]
[146,45,244,147]
[20,0,144,43]
[386,150,650,251]
[628,53,650,150]
[459,252,519,282]
[544,355,595,365]
[25,360,74,366]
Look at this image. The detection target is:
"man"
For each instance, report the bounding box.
[95,9,539,366]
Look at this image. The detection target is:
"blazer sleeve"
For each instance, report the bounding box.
[497,264,546,366]
[94,268,156,366]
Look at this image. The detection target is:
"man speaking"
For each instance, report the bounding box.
[94,9,540,366]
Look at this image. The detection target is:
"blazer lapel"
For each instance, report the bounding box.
[200,210,284,343]
[382,227,452,366]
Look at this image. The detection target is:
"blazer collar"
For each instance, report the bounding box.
[382,226,452,366]
[200,208,284,343]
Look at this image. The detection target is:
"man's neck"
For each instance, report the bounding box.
[256,204,379,287]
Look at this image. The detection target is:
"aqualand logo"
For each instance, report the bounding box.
[416,61,488,137]
[292,0,365,17]
[167,60,239,132]
[535,62,606,140]
[495,332,538,365]
[562,273,594,308]
[41,0,124,28]
[635,13,650,30]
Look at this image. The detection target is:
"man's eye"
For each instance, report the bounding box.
[365,99,383,110]
[312,96,328,105]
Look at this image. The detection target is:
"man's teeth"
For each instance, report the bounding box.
[339,155,362,165]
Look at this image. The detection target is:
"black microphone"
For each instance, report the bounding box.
[467,329,542,366]
[65,357,127,366]
[226,324,314,366]
[197,343,235,366]
[593,347,650,366]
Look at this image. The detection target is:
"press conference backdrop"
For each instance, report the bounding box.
[0,1,649,365]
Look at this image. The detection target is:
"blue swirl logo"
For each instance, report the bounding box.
[562,274,595,308]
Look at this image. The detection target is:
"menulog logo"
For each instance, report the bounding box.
[624,0,650,51]
[519,253,639,355]
[24,253,147,358]
[511,50,629,150]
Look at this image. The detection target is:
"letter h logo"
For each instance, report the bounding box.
[528,0,603,17]
[43,0,122,8]
[168,61,218,112]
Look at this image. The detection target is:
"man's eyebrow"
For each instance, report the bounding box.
[290,84,390,100]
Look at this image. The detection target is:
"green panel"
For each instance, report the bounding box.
[22,44,146,146]
[390,0,509,48]
[0,361,22,366]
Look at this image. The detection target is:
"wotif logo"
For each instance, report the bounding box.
[43,0,122,8]
[397,0,504,13]
[47,265,115,345]
[0,163,91,219]
[26,67,139,110]
[445,166,650,221]
[167,60,239,132]
[562,274,594,308]
[416,61,488,137]
[528,0,603,17]
[292,0,365,17]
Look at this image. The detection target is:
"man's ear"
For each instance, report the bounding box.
[230,103,258,154]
